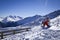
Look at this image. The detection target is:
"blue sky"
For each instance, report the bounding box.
[0,0,60,18]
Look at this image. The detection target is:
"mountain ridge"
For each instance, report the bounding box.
[0,15,23,22]
[0,10,60,27]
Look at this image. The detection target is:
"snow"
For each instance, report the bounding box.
[0,15,23,22]
[0,26,30,32]
[49,15,60,30]
[1,16,60,40]
[49,26,60,30]
[5,16,22,22]
[0,17,3,21]
[2,25,60,40]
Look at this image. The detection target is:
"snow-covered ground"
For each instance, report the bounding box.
[2,26,60,40]
[49,15,60,30]
[2,16,60,40]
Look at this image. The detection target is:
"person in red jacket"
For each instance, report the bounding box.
[42,17,50,29]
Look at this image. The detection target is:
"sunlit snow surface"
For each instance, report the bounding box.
[2,26,60,40]
[2,16,60,40]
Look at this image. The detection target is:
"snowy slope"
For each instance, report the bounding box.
[2,15,60,40]
[49,15,60,30]
[2,25,60,40]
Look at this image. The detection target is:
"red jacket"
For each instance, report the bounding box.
[42,19,49,26]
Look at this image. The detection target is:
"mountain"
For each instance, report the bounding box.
[0,17,4,21]
[16,15,42,26]
[16,10,60,26]
[45,10,60,19]
[2,15,23,22]
[0,10,60,27]
[1,10,60,40]
[0,15,23,28]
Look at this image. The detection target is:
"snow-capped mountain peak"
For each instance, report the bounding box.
[0,17,4,21]
[2,15,23,22]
